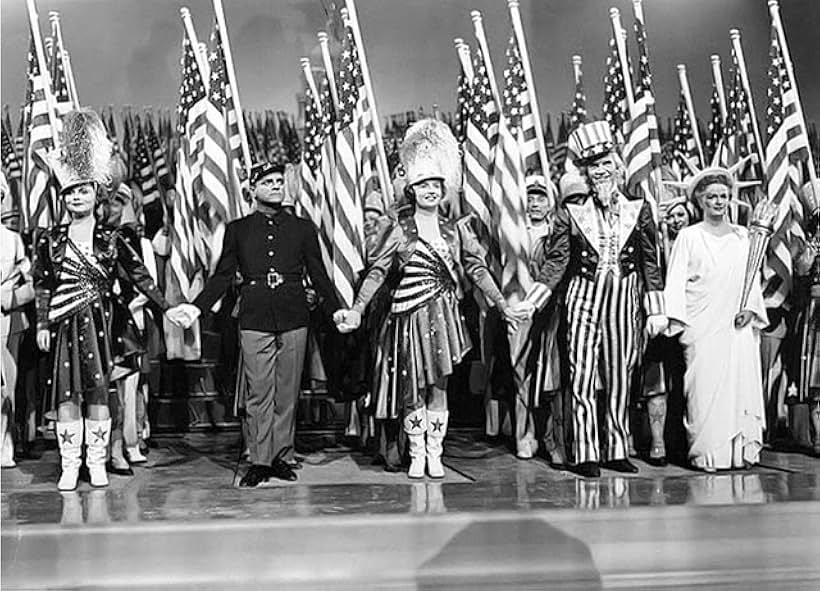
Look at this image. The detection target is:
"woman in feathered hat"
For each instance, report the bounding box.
[33,109,178,490]
[335,119,524,478]
[664,166,767,472]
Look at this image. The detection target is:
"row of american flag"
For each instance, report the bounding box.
[2,0,819,326]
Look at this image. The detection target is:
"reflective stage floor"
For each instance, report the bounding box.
[3,432,820,589]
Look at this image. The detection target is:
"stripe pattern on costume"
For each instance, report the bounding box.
[565,272,642,464]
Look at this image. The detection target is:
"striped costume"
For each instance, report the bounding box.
[530,191,664,464]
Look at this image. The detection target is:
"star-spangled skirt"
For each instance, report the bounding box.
[372,288,471,419]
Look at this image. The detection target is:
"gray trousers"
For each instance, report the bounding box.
[239,327,308,465]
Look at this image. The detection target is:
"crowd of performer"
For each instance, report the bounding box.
[1,108,819,489]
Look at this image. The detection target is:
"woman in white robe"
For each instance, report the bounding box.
[664,170,768,472]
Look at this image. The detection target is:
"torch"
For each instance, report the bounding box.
[739,199,778,313]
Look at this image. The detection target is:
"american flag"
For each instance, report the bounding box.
[722,48,761,176]
[2,120,23,213]
[461,47,498,270]
[624,9,662,202]
[569,62,587,133]
[705,83,725,165]
[317,72,336,275]
[602,35,627,146]
[761,26,810,308]
[47,29,72,114]
[145,115,170,190]
[23,36,58,230]
[133,124,160,210]
[197,19,234,272]
[672,91,698,178]
[494,34,533,296]
[332,23,370,307]
[168,33,209,303]
[300,67,323,229]
[454,57,471,147]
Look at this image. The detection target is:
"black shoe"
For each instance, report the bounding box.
[270,459,298,482]
[603,459,639,473]
[106,461,134,476]
[573,462,601,478]
[383,463,403,473]
[644,455,668,467]
[239,465,270,488]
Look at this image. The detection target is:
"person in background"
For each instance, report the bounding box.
[1,172,35,468]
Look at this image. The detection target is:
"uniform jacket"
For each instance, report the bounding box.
[352,213,506,314]
[33,223,169,331]
[195,209,340,333]
[532,192,665,315]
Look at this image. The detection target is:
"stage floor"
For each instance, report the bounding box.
[3,432,820,589]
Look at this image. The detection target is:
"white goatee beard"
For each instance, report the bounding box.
[592,178,617,205]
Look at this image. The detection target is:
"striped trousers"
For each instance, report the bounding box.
[565,272,642,464]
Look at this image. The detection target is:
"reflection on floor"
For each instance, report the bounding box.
[2,431,820,589]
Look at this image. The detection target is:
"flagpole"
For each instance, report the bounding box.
[300,58,322,113]
[180,8,208,89]
[572,55,582,86]
[729,29,766,170]
[677,64,705,167]
[768,0,819,189]
[25,0,59,144]
[454,39,474,83]
[317,32,339,110]
[343,0,393,205]
[710,55,727,122]
[470,11,501,109]
[508,0,551,175]
[609,8,635,113]
[48,11,79,108]
[213,0,252,175]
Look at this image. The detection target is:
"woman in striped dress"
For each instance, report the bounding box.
[33,109,175,490]
[336,119,524,478]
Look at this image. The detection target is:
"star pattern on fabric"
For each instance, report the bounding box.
[431,419,444,433]
[92,427,108,442]
[409,416,423,430]
[59,430,75,445]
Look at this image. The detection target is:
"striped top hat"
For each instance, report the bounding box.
[567,121,614,166]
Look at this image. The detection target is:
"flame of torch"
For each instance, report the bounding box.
[739,199,779,313]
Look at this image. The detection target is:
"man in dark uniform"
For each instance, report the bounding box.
[170,162,342,486]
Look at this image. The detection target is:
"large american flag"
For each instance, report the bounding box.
[624,9,662,202]
[168,33,208,303]
[602,35,627,146]
[332,24,370,307]
[23,36,58,231]
[761,26,810,309]
[454,58,471,147]
[494,34,533,296]
[317,72,336,275]
[672,91,699,178]
[461,47,498,271]
[47,30,72,115]
[722,48,761,176]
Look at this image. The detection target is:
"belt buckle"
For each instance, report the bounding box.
[266,269,284,291]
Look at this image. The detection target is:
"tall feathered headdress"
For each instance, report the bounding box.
[48,108,113,193]
[399,118,461,190]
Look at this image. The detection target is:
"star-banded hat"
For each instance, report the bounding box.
[567,121,615,166]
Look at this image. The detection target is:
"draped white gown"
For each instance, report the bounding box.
[664,223,768,470]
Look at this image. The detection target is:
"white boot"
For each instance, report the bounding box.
[425,410,449,479]
[125,445,148,464]
[85,418,111,487]
[56,420,83,491]
[404,408,427,479]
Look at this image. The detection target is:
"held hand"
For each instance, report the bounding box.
[166,304,200,329]
[333,309,348,326]
[36,328,51,352]
[336,309,362,334]
[304,288,319,311]
[734,310,754,330]
[646,314,669,339]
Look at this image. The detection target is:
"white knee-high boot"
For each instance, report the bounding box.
[85,418,111,487]
[403,408,427,479]
[56,420,83,491]
[425,410,448,478]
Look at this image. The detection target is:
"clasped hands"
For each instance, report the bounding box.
[332,301,536,335]
[165,303,201,329]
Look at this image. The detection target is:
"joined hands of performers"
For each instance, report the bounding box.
[333,301,536,335]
